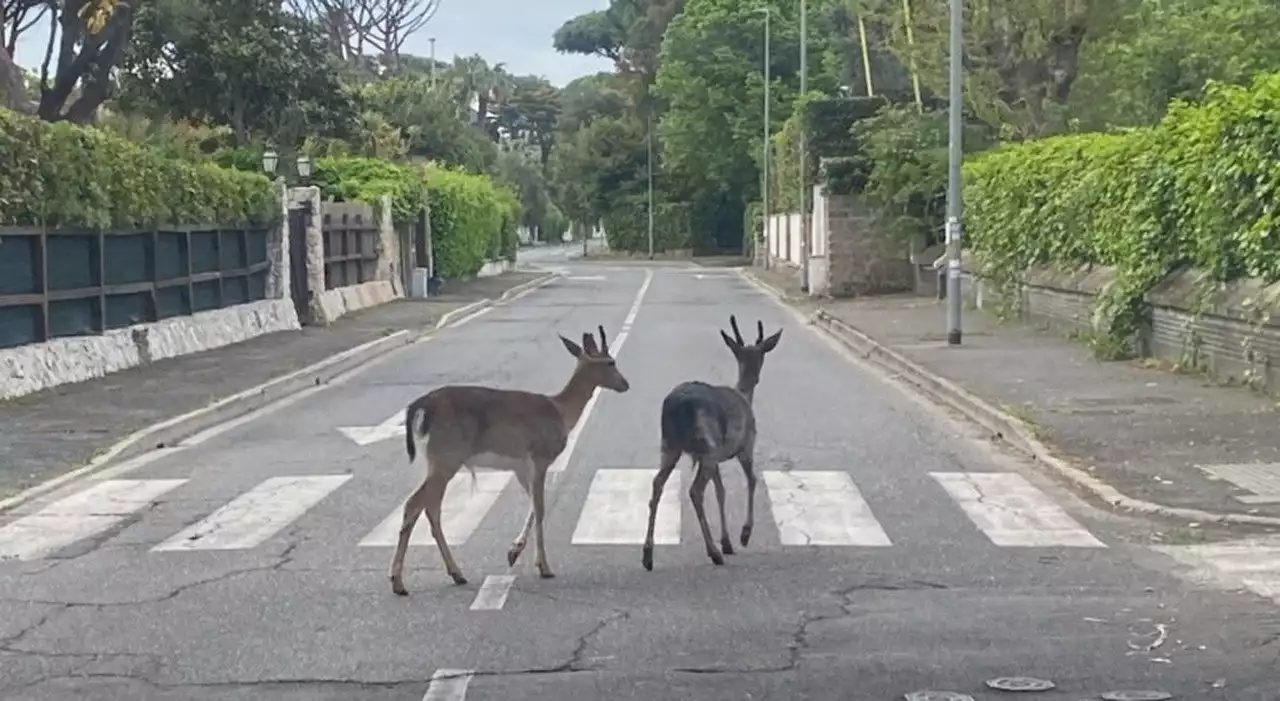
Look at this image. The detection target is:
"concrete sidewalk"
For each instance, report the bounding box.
[0,272,550,501]
[746,265,1280,541]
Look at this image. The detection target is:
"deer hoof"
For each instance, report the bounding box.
[449,572,468,586]
[391,578,409,596]
[721,539,735,556]
[537,568,556,580]
[507,547,523,567]
[642,545,654,571]
[740,525,753,547]
[708,549,725,566]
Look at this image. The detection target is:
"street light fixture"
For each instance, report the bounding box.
[261,148,278,175]
[295,154,312,179]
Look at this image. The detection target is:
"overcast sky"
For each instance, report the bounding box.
[11,0,615,87]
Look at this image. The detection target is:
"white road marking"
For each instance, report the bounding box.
[572,468,681,545]
[1156,536,1280,605]
[447,306,493,328]
[762,470,892,546]
[470,574,516,610]
[423,668,473,701]
[152,475,351,551]
[0,479,187,561]
[360,471,514,547]
[567,275,606,281]
[337,410,405,445]
[931,472,1106,547]
[548,268,653,473]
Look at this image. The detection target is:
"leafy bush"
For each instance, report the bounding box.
[602,197,692,253]
[964,71,1280,356]
[0,108,275,228]
[313,156,516,277]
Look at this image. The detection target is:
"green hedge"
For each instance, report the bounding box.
[312,156,517,277]
[601,197,693,253]
[0,108,275,228]
[964,70,1280,356]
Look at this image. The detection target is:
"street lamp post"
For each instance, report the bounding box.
[757,6,771,270]
[429,37,437,90]
[944,0,964,345]
[798,0,810,293]
[647,112,655,260]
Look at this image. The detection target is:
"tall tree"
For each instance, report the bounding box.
[119,0,360,145]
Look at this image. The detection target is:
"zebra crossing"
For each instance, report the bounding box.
[0,468,1110,563]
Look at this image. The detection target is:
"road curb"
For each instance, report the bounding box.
[0,271,558,515]
[739,267,1280,530]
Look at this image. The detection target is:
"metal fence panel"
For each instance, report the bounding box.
[0,224,275,350]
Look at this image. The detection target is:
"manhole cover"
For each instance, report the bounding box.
[904,693,975,701]
[1101,692,1173,701]
[986,677,1055,692]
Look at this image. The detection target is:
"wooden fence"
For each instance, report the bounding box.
[321,202,379,289]
[0,225,272,350]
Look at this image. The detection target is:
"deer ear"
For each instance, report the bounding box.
[760,329,782,353]
[719,329,741,352]
[560,334,583,358]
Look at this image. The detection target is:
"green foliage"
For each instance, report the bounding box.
[0,107,276,228]
[964,71,1280,358]
[850,104,993,244]
[602,197,692,253]
[312,155,516,277]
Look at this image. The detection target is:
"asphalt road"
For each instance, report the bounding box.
[1,262,1278,700]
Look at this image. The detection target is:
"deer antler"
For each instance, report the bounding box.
[756,320,765,344]
[729,315,745,345]
[597,325,609,355]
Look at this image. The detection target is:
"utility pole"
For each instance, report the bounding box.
[647,112,655,260]
[429,38,437,90]
[798,0,810,293]
[760,6,771,270]
[945,0,964,345]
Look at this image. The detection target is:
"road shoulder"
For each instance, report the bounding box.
[740,265,1280,540]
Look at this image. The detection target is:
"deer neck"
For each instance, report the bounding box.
[552,370,597,429]
[735,371,759,404]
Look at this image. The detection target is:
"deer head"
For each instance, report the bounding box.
[719,315,782,396]
[559,325,630,393]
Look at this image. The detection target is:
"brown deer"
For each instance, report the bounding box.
[643,316,781,571]
[389,326,630,596]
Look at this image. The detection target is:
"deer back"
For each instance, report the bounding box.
[422,385,571,462]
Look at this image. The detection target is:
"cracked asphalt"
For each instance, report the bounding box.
[1,261,1278,700]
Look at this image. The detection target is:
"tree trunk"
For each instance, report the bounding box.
[0,45,34,113]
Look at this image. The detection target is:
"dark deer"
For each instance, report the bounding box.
[643,315,782,571]
[390,326,630,595]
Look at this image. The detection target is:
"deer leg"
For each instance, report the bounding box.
[710,465,734,556]
[507,466,535,567]
[738,452,757,547]
[530,462,555,579]
[689,460,724,566]
[642,448,680,571]
[422,470,468,586]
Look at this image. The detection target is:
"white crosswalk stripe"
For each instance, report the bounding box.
[930,472,1106,548]
[571,468,682,545]
[763,471,892,546]
[153,475,351,552]
[0,469,1114,561]
[0,479,187,561]
[359,471,515,547]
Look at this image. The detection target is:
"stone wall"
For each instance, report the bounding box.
[963,260,1280,392]
[824,195,914,298]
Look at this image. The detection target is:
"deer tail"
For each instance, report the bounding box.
[404,399,432,463]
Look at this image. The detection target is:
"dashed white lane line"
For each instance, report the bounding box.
[466,268,655,612]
